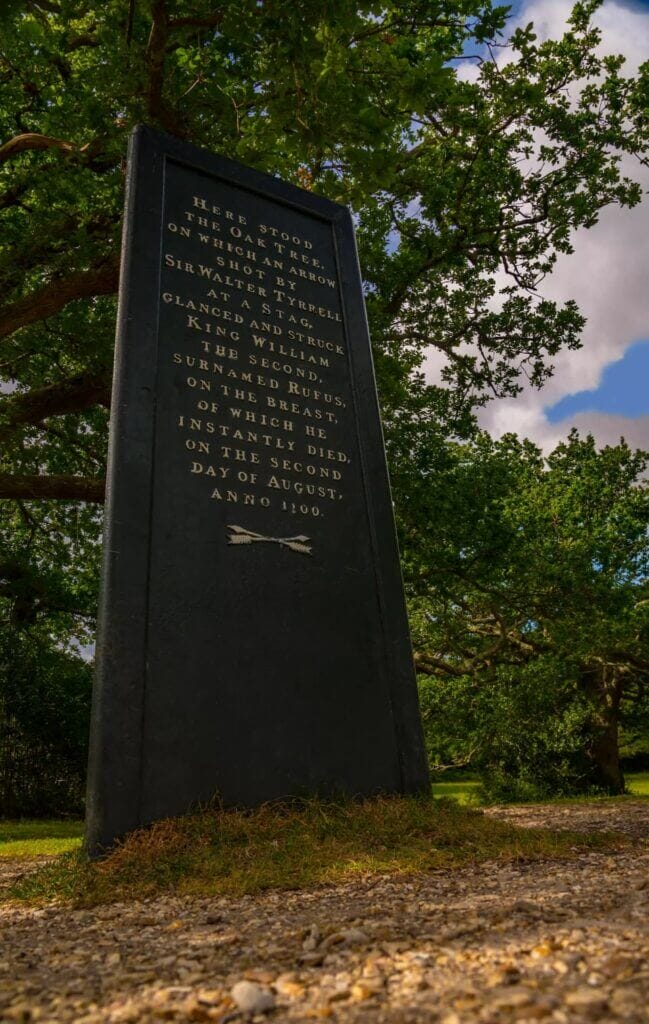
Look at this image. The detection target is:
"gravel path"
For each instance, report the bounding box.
[1,801,648,1023]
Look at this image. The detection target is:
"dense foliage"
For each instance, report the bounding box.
[0,500,97,814]
[0,0,648,810]
[399,431,649,797]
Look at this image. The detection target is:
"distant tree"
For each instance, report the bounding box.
[0,498,97,813]
[398,429,649,796]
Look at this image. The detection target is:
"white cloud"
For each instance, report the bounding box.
[488,406,649,452]
[523,0,649,75]
[481,177,649,448]
[432,0,649,453]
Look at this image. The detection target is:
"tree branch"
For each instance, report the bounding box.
[66,32,99,51]
[0,254,119,341]
[26,0,61,13]
[168,14,225,30]
[606,650,649,674]
[142,0,187,136]
[0,371,111,441]
[0,133,76,167]
[0,474,105,502]
[413,652,470,676]
[0,132,112,173]
[146,0,167,122]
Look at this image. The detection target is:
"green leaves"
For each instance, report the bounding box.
[1,1,647,432]
[0,1,648,802]
[405,429,649,795]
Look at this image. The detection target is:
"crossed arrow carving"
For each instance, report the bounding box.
[226,524,312,555]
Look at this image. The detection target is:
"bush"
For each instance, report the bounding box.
[0,635,91,817]
[419,656,610,802]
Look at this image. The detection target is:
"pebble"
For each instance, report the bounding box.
[350,982,379,1000]
[489,988,533,1009]
[564,987,609,1012]
[230,980,275,1014]
[321,928,369,949]
[487,965,522,986]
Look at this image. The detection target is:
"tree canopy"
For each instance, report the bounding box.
[398,429,649,794]
[1,0,648,808]
[1,0,648,501]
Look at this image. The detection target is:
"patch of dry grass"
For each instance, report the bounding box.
[8,795,622,906]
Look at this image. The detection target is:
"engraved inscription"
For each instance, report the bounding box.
[160,170,354,539]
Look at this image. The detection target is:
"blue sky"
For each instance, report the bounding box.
[546,341,649,422]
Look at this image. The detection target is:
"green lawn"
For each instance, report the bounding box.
[432,778,481,804]
[431,772,649,805]
[0,820,84,858]
[628,771,649,796]
[0,772,646,862]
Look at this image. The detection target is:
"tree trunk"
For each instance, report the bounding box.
[580,664,625,795]
[588,717,625,794]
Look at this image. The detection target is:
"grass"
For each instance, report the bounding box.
[5,794,621,907]
[0,819,84,859]
[2,772,645,904]
[1,771,645,867]
[431,772,649,806]
[431,778,481,804]
[627,771,649,796]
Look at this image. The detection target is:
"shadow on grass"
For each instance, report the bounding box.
[6,794,623,907]
[0,821,84,843]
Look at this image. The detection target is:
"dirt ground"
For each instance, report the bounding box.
[1,800,648,1023]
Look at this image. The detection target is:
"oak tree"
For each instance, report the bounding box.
[0,0,648,805]
[402,430,649,795]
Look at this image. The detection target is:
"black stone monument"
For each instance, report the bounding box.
[85,126,429,855]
